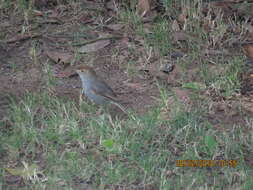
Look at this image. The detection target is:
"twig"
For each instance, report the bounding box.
[5,33,43,43]
[46,33,94,39]
[71,36,123,46]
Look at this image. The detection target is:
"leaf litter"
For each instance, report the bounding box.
[1,0,253,188]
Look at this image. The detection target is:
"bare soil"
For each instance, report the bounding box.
[0,1,252,125]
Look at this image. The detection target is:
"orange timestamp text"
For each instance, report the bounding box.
[176,160,237,168]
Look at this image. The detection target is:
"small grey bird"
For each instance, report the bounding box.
[76,66,126,113]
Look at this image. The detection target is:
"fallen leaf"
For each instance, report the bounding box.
[6,165,37,177]
[106,24,124,31]
[136,0,151,17]
[106,0,116,11]
[172,20,180,31]
[143,23,153,33]
[1,21,11,27]
[172,31,191,41]
[5,162,42,181]
[39,19,63,24]
[203,49,230,56]
[6,33,42,43]
[241,70,253,95]
[241,96,253,113]
[246,24,253,34]
[47,8,60,18]
[33,10,43,16]
[78,40,110,53]
[242,44,253,59]
[178,7,188,23]
[46,51,74,64]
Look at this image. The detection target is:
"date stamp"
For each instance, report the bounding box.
[176,160,237,168]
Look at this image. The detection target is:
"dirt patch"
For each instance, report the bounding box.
[0,1,252,121]
[207,100,252,131]
[0,33,160,120]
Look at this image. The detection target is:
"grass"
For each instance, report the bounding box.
[1,0,253,189]
[0,90,252,189]
[146,20,173,56]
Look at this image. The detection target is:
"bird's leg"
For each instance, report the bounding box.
[111,101,127,113]
[96,107,103,115]
[95,104,108,115]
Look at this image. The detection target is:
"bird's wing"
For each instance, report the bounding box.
[91,79,118,101]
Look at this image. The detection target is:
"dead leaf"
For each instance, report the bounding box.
[136,0,151,17]
[242,44,253,59]
[172,20,180,31]
[178,7,188,23]
[241,70,253,94]
[203,49,230,56]
[241,95,253,113]
[106,0,117,11]
[6,33,42,43]
[143,23,153,33]
[141,10,158,22]
[5,161,44,182]
[46,51,74,64]
[106,24,124,31]
[246,24,253,34]
[33,10,43,16]
[1,21,11,27]
[172,31,191,41]
[39,19,63,24]
[47,9,59,18]
[78,40,110,53]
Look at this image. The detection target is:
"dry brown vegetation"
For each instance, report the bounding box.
[0,0,253,189]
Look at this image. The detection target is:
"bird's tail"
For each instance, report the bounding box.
[111,101,127,113]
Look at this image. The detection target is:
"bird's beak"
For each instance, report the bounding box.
[76,70,81,75]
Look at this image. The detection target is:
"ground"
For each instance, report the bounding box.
[0,0,253,189]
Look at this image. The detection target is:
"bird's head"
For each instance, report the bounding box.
[76,66,97,77]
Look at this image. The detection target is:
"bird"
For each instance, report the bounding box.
[76,66,127,113]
